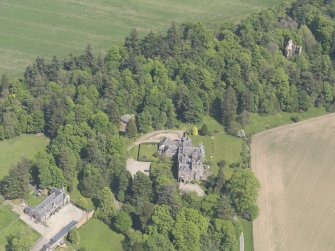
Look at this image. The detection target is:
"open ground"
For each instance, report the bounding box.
[0,0,284,75]
[252,113,335,251]
[0,134,49,179]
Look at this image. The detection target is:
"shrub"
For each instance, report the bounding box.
[114,211,132,234]
[229,163,240,168]
[200,123,209,136]
[218,160,226,168]
[67,229,80,244]
[291,115,301,123]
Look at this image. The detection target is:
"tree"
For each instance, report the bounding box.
[96,187,116,225]
[132,172,153,202]
[0,158,30,199]
[222,87,237,129]
[149,205,174,235]
[57,146,77,185]
[171,208,209,251]
[200,123,209,136]
[125,118,138,138]
[114,211,132,234]
[144,232,175,251]
[210,218,239,250]
[6,228,34,251]
[226,169,260,220]
[67,229,80,245]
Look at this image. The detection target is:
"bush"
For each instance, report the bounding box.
[67,229,80,244]
[114,211,132,234]
[229,163,240,168]
[200,123,209,136]
[218,160,226,168]
[291,115,301,123]
[153,152,160,157]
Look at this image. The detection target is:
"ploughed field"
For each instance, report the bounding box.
[252,113,335,251]
[0,0,283,75]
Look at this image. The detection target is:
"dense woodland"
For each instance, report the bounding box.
[1,0,335,250]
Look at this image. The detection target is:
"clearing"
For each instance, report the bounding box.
[75,218,124,251]
[0,134,49,179]
[0,0,284,75]
[252,113,335,251]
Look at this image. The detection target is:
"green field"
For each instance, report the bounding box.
[75,218,124,251]
[0,204,40,251]
[245,107,326,134]
[0,134,49,179]
[0,0,284,75]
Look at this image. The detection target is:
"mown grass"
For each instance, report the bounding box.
[138,143,158,162]
[0,204,40,250]
[74,218,124,251]
[0,134,49,179]
[232,218,253,251]
[0,0,284,75]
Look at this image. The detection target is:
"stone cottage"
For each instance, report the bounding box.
[24,187,70,223]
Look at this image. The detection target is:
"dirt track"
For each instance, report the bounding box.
[252,113,335,251]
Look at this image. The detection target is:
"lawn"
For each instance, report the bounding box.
[245,107,326,134]
[0,134,49,179]
[0,0,284,75]
[0,204,40,251]
[69,178,95,210]
[75,218,124,251]
[138,143,158,162]
[232,218,253,251]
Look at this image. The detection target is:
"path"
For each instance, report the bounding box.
[240,232,244,251]
[128,130,184,150]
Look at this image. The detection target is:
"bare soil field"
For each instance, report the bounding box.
[252,113,335,251]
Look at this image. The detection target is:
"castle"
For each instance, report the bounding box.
[159,134,209,182]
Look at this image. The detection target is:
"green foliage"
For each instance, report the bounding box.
[6,228,34,251]
[0,205,40,249]
[144,232,175,251]
[200,123,209,136]
[67,228,80,245]
[222,87,237,129]
[125,118,138,138]
[210,218,239,250]
[149,205,174,235]
[226,169,260,220]
[132,172,153,202]
[172,208,209,251]
[95,187,116,225]
[114,211,132,234]
[0,158,30,199]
